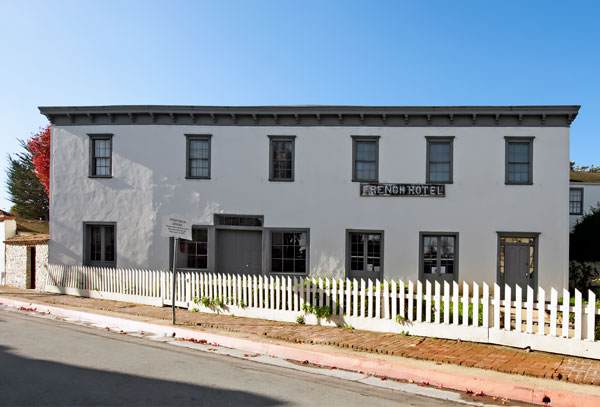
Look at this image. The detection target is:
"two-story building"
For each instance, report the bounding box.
[40,105,579,293]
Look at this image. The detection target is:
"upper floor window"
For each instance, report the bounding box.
[89,134,113,177]
[186,135,211,179]
[352,136,379,182]
[84,222,116,267]
[505,137,533,185]
[569,187,584,215]
[269,136,295,181]
[426,137,454,183]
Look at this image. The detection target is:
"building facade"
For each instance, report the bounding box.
[569,172,600,230]
[41,105,579,293]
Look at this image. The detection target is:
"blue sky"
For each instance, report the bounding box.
[1,0,599,212]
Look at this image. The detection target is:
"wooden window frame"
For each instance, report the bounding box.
[352,136,380,182]
[426,136,454,184]
[88,134,113,178]
[186,134,212,179]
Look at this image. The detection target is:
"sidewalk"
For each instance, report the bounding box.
[2,287,600,406]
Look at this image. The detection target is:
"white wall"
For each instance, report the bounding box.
[49,124,571,292]
[569,183,600,229]
[0,219,17,285]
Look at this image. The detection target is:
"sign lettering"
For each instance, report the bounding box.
[360,183,445,197]
[161,214,192,240]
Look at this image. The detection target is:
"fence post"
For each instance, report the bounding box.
[253,275,258,309]
[368,279,374,319]
[160,270,166,305]
[514,285,522,332]
[400,280,406,319]
[434,281,441,324]
[287,276,293,311]
[463,282,469,327]
[482,282,489,328]
[375,279,381,319]
[504,285,511,331]
[184,272,190,307]
[587,290,596,341]
[493,283,501,329]
[526,286,534,333]
[550,288,558,336]
[391,280,397,321]
[425,280,432,323]
[444,281,451,325]
[453,281,460,325]
[383,279,389,320]
[538,287,546,335]
[574,289,582,340]
[359,279,365,318]
[352,279,358,317]
[237,274,242,307]
[415,281,423,322]
[408,280,414,321]
[472,282,479,328]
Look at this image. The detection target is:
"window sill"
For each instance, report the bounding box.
[426,180,453,184]
[269,178,295,182]
[269,272,309,276]
[505,181,533,185]
[352,179,378,183]
[185,177,211,180]
[89,175,112,179]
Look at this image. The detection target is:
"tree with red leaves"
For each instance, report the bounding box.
[27,125,50,197]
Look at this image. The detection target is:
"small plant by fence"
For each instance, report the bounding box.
[45,264,600,359]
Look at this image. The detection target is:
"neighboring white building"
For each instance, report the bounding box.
[0,211,49,289]
[40,105,579,294]
[0,211,17,285]
[569,172,600,230]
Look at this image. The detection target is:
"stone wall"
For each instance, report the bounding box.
[4,244,49,290]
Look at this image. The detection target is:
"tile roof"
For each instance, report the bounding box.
[570,172,600,183]
[4,234,49,245]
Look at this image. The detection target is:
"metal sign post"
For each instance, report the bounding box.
[172,237,177,324]
[160,215,192,326]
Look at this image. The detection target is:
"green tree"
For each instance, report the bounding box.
[570,161,600,173]
[570,204,600,262]
[5,140,49,220]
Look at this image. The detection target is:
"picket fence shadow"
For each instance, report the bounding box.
[45,264,600,359]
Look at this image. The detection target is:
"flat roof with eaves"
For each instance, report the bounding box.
[39,105,580,127]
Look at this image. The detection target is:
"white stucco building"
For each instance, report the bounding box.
[569,171,600,230]
[40,105,579,294]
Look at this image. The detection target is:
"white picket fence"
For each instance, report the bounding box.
[45,264,600,359]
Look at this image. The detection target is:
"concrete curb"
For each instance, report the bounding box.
[1,296,597,407]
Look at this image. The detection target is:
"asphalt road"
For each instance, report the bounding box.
[0,308,516,406]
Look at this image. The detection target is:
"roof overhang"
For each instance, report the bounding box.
[39,105,580,127]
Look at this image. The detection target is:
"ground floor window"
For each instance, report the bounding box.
[346,230,383,280]
[270,230,308,273]
[175,227,208,269]
[84,223,116,267]
[419,232,458,283]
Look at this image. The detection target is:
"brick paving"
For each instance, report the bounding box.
[2,288,600,386]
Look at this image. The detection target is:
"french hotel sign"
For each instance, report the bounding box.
[360,183,445,197]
